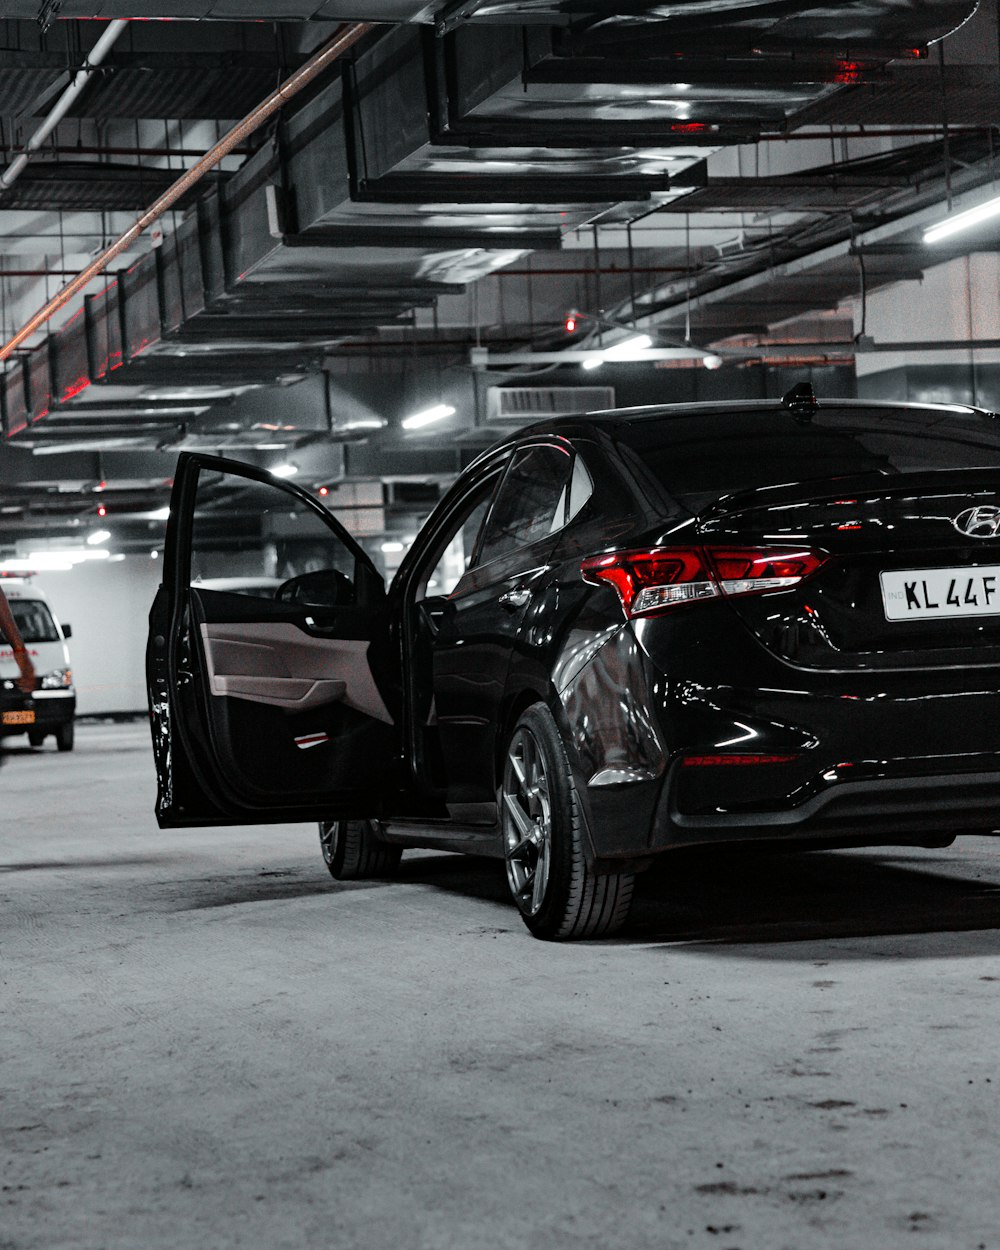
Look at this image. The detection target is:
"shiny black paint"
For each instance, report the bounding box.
[152,401,1000,866]
[432,538,557,809]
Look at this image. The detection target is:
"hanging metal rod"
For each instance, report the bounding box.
[0,20,375,365]
[0,20,129,192]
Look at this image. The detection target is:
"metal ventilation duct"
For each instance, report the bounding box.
[0,0,983,455]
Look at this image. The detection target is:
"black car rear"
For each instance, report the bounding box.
[576,396,1000,848]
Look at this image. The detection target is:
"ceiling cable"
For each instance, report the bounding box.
[0,20,375,365]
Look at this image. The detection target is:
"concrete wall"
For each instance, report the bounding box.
[40,555,163,716]
[851,254,1000,382]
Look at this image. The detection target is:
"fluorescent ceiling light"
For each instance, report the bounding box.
[380,540,404,554]
[702,353,724,370]
[271,463,298,478]
[151,506,171,521]
[27,548,109,565]
[341,417,385,431]
[402,403,456,431]
[581,355,604,371]
[923,193,1000,244]
[256,443,287,450]
[2,556,74,572]
[603,334,653,360]
[86,530,111,546]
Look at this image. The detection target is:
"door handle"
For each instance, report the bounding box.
[499,587,531,611]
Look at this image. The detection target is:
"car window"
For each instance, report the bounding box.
[566,454,594,524]
[418,473,499,600]
[475,443,573,567]
[190,475,359,606]
[617,407,1000,514]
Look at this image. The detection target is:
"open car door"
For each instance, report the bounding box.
[147,453,401,828]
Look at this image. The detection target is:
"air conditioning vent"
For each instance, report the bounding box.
[485,385,614,423]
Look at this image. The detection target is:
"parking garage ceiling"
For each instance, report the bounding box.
[0,0,997,554]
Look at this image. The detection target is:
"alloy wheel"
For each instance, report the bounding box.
[319,820,339,868]
[502,726,552,917]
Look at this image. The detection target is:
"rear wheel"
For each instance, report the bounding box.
[319,819,402,880]
[55,721,74,752]
[501,703,634,941]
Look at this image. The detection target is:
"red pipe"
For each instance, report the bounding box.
[0,21,374,364]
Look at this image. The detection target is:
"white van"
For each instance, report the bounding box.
[0,578,76,751]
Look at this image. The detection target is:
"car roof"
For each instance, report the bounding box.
[512,396,998,440]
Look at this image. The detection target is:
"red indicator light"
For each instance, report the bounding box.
[95,480,107,492]
[835,60,864,84]
[682,754,800,767]
[837,523,863,531]
[564,312,578,334]
[318,486,329,497]
[97,505,107,517]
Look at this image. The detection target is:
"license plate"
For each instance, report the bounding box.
[881,566,1000,621]
[2,710,35,726]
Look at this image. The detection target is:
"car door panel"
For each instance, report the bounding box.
[147,452,404,829]
[199,620,391,720]
[432,546,558,808]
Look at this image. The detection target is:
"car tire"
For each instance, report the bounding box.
[319,819,402,880]
[502,703,634,941]
[55,722,74,752]
[27,730,45,748]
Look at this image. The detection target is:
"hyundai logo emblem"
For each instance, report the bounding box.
[953,505,1000,538]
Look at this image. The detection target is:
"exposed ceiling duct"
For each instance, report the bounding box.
[0,0,991,551]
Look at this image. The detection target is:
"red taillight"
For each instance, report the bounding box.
[581,545,827,617]
[581,547,716,616]
[709,548,827,596]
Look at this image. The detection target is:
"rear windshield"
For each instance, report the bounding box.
[1,600,60,644]
[617,406,1000,513]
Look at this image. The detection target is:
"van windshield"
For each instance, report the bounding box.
[1,600,60,644]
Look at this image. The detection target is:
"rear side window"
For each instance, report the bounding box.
[618,407,1000,513]
[476,443,573,566]
[2,600,60,643]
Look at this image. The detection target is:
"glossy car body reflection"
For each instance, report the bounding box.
[148,390,1000,937]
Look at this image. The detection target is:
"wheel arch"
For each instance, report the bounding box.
[495,680,602,867]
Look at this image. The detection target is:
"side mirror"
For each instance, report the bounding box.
[61,623,73,639]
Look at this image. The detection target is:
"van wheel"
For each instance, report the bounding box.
[55,722,74,752]
[319,820,402,880]
[501,703,634,941]
[27,731,45,748]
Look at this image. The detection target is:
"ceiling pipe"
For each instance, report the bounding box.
[0,20,129,193]
[0,20,375,365]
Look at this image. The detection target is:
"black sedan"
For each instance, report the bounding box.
[147,384,1000,939]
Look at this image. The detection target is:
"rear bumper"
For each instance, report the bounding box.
[557,606,1000,860]
[655,767,1000,849]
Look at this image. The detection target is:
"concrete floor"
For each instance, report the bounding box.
[3,722,1000,1250]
